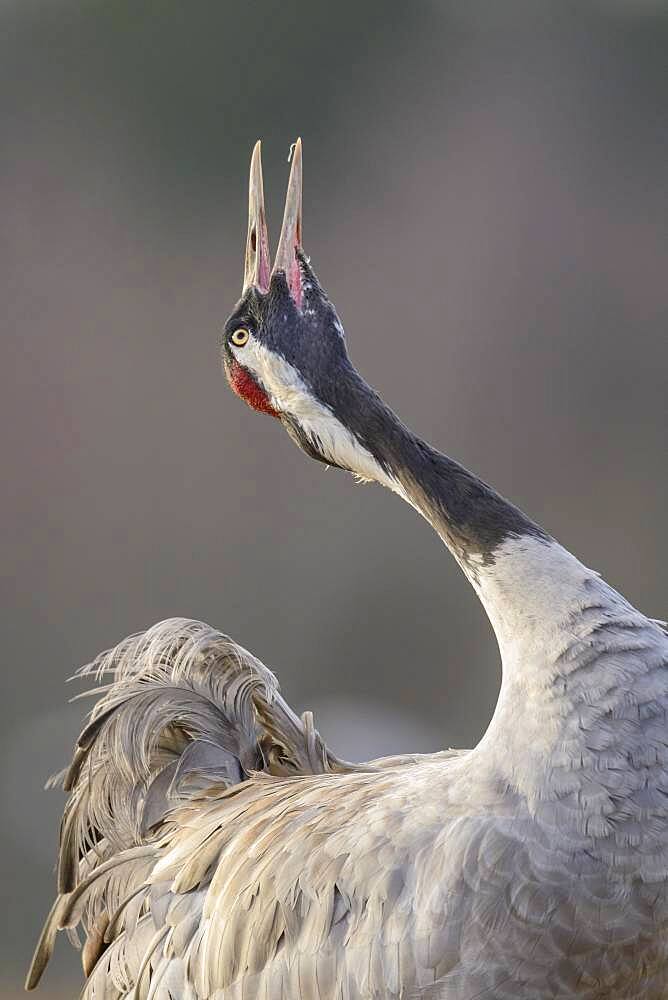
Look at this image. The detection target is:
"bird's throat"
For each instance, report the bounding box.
[227,360,280,418]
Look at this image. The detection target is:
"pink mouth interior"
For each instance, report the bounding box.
[285,251,302,308]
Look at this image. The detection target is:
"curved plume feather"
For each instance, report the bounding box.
[27,617,354,990]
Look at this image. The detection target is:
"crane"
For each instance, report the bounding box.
[28,140,668,999]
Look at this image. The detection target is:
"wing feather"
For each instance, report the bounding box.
[27,617,357,993]
[34,616,563,998]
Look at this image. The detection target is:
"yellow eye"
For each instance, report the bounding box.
[230,328,250,347]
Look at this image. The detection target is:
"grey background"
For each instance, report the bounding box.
[2,1,667,995]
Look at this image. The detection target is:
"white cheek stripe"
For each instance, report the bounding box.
[232,337,399,491]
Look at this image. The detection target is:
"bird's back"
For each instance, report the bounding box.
[28,615,668,999]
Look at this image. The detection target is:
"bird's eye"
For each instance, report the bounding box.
[230,328,250,347]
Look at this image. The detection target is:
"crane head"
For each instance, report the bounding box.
[221,140,382,477]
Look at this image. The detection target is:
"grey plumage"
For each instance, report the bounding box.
[27,142,668,997]
[27,598,668,999]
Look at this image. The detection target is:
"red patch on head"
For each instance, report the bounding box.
[227,359,279,418]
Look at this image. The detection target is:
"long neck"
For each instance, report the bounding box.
[337,373,668,804]
[339,372,554,589]
[334,372,598,662]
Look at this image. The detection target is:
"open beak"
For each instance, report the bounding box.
[242,139,303,308]
[242,141,271,295]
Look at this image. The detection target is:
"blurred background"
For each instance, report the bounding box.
[2,0,667,995]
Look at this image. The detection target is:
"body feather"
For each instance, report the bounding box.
[28,599,668,998]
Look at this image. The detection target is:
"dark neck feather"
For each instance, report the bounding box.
[331,370,548,568]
